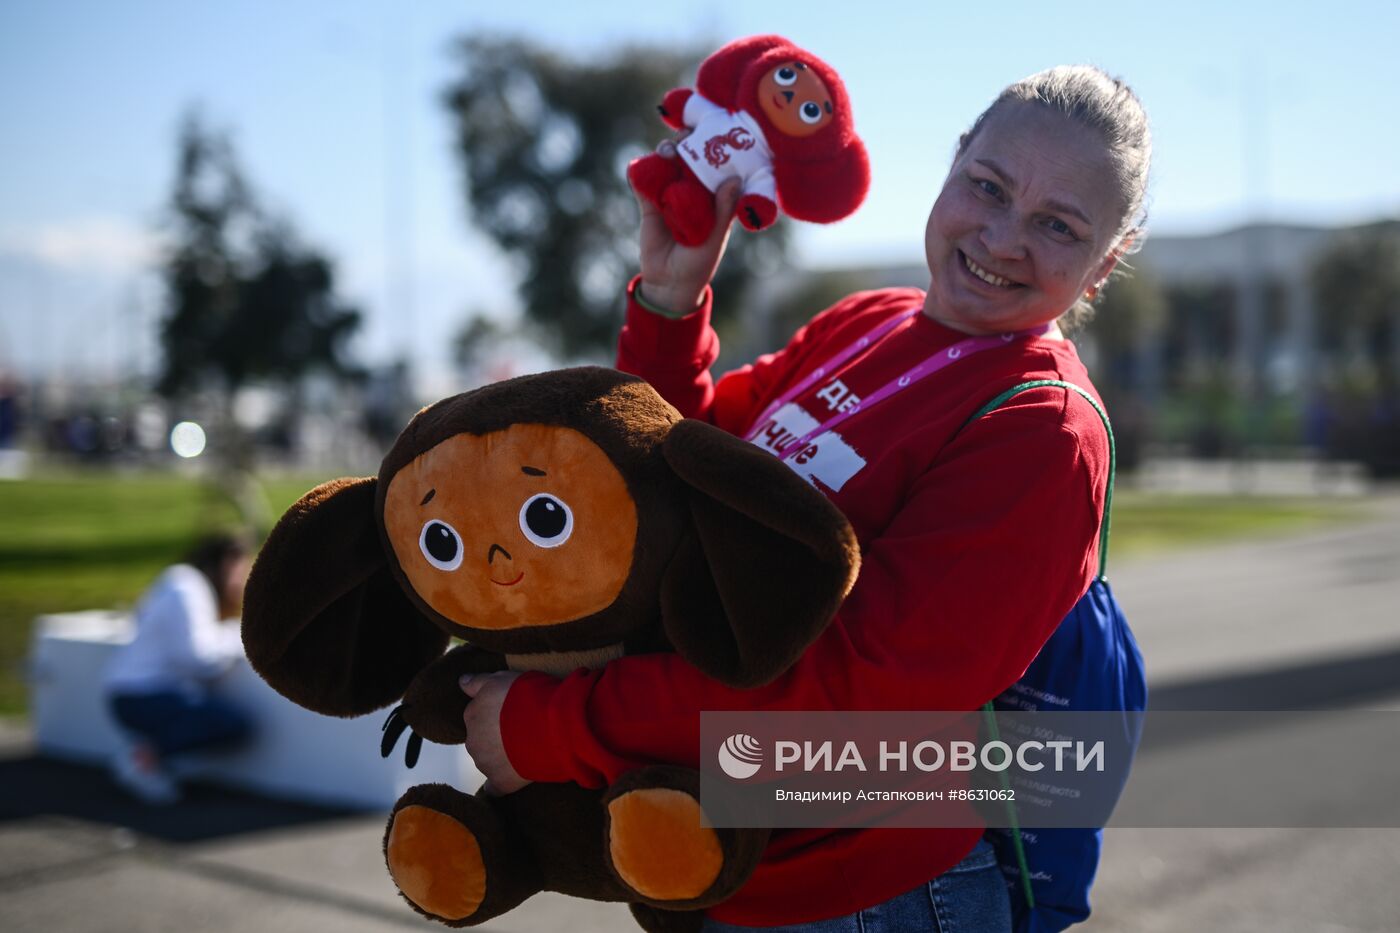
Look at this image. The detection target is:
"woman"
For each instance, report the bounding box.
[103,532,255,803]
[463,65,1151,930]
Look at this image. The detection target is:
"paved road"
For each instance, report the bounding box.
[3,498,1398,932]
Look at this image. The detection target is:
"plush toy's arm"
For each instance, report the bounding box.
[394,643,507,746]
[680,90,726,128]
[735,164,778,231]
[657,87,694,130]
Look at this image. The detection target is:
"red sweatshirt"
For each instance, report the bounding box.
[502,279,1109,925]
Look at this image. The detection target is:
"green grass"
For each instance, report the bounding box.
[0,472,1373,716]
[1107,491,1366,558]
[0,471,335,715]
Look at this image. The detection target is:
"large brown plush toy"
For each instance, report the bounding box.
[241,367,859,931]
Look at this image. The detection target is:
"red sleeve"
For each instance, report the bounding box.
[616,277,912,434]
[501,390,1107,788]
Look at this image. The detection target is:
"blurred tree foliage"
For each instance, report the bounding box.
[1309,223,1400,475]
[157,112,362,400]
[1079,267,1167,469]
[1311,223,1400,387]
[442,37,789,360]
[155,113,363,523]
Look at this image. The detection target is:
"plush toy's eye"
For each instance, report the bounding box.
[800,101,823,124]
[519,494,574,548]
[419,520,463,571]
[775,67,798,86]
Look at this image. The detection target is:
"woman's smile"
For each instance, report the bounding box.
[958,250,1023,289]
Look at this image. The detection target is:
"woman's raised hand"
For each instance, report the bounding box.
[632,139,742,316]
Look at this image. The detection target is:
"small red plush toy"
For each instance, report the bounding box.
[628,34,870,246]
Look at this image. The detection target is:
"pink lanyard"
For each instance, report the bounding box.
[745,309,1053,462]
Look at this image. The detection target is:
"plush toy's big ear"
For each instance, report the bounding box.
[775,140,871,224]
[242,477,449,717]
[660,420,860,688]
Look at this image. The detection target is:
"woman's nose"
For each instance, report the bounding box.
[979,215,1027,262]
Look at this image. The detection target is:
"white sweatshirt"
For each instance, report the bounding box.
[103,564,245,697]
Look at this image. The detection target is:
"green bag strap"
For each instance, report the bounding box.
[982,702,1036,909]
[969,379,1117,912]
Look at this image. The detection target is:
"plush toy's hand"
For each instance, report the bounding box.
[736,194,778,232]
[380,705,425,768]
[380,645,506,767]
[657,87,693,130]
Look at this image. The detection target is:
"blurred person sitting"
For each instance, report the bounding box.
[102,532,256,803]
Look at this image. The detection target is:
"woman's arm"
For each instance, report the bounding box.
[619,284,916,431]
[491,391,1108,789]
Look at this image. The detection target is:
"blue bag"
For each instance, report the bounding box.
[970,380,1148,933]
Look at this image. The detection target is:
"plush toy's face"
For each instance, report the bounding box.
[757,61,833,137]
[382,423,639,631]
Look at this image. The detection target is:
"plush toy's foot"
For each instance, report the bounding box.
[659,178,717,247]
[384,784,538,927]
[628,154,683,204]
[603,766,769,910]
[630,903,706,933]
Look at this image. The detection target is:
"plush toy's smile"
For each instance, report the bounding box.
[771,93,787,110]
[492,572,525,587]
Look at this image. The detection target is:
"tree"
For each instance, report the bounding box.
[442,37,790,360]
[1080,267,1168,469]
[1311,223,1400,388]
[156,113,364,526]
[1309,223,1400,475]
[157,113,362,400]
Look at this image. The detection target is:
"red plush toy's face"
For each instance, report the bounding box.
[757,61,833,137]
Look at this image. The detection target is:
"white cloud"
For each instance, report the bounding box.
[0,216,166,276]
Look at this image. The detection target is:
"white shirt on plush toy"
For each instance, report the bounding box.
[673,93,777,202]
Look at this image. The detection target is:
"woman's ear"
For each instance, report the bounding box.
[242,477,448,717]
[1089,233,1135,297]
[659,419,860,688]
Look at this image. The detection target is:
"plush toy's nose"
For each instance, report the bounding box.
[782,90,794,102]
[487,543,512,564]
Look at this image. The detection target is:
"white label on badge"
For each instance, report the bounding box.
[751,403,866,492]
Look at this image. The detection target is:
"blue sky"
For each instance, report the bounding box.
[1,0,1397,388]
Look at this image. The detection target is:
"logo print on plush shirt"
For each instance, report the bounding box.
[704,127,756,167]
[718,733,763,780]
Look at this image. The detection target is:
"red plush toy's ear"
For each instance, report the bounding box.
[242,477,449,717]
[659,419,860,688]
[775,139,871,224]
[694,34,792,110]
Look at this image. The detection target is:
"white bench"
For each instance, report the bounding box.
[28,610,481,810]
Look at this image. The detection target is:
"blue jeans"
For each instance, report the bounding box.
[703,838,1011,933]
[109,690,253,757]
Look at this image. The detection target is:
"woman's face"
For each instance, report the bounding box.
[923,103,1127,335]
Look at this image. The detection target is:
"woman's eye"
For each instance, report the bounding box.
[975,178,1002,199]
[800,102,823,124]
[519,494,574,548]
[1045,217,1077,239]
[419,520,463,571]
[775,67,797,86]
